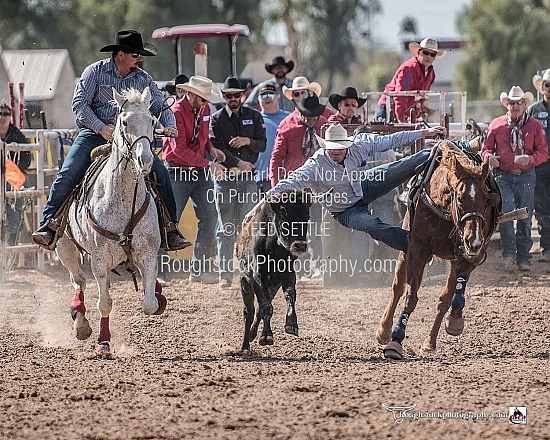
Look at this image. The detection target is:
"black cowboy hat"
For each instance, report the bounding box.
[294,91,326,117]
[100,30,158,56]
[265,56,294,74]
[164,73,189,95]
[328,87,366,109]
[222,76,246,93]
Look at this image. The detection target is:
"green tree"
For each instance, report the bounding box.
[295,0,381,91]
[399,16,418,39]
[456,0,550,100]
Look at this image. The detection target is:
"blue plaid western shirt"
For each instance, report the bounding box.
[72,57,175,133]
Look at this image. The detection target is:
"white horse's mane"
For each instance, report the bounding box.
[120,88,146,105]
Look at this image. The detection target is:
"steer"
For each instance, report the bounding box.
[237,190,311,353]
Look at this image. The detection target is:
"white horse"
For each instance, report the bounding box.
[56,87,163,355]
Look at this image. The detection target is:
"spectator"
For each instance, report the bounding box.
[283,76,334,120]
[164,73,189,101]
[247,123,447,253]
[0,102,31,246]
[245,56,295,112]
[161,75,227,285]
[255,83,290,192]
[328,87,366,125]
[481,86,549,271]
[376,37,446,123]
[31,30,190,252]
[270,91,329,186]
[211,76,267,288]
[529,70,550,262]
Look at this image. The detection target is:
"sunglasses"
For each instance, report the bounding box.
[260,93,276,99]
[544,82,550,88]
[130,53,142,59]
[292,90,306,98]
[224,92,242,100]
[421,49,437,58]
[508,100,525,106]
[0,111,11,117]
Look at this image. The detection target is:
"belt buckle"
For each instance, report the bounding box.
[510,169,522,176]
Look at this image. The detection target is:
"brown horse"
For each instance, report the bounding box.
[376,140,500,360]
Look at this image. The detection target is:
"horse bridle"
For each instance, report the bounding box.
[114,99,155,172]
[448,185,489,263]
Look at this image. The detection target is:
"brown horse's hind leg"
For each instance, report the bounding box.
[383,247,432,360]
[376,251,407,345]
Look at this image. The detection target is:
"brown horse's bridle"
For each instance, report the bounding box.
[448,185,489,264]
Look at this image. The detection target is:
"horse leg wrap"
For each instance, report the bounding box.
[71,288,86,315]
[451,276,466,311]
[391,312,409,343]
[98,317,111,342]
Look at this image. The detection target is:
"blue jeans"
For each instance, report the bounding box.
[535,161,550,254]
[214,176,258,280]
[333,149,430,252]
[495,169,536,264]
[163,164,217,274]
[41,129,177,225]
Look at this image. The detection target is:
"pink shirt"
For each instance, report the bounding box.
[269,110,328,185]
[377,56,435,123]
[481,115,548,171]
[162,97,212,168]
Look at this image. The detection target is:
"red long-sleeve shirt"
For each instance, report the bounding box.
[269,110,328,186]
[481,115,548,171]
[162,97,212,168]
[377,56,435,123]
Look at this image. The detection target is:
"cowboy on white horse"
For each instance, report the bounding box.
[31,29,191,252]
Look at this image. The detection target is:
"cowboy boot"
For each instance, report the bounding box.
[31,218,61,250]
[154,194,192,252]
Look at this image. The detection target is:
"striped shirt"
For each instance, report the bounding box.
[72,58,175,133]
[267,130,424,212]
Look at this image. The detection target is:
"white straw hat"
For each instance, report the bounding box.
[178,75,223,104]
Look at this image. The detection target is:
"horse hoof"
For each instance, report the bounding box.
[445,316,465,336]
[75,323,93,341]
[376,328,391,345]
[238,348,251,356]
[94,341,112,358]
[259,335,274,346]
[73,313,92,340]
[153,293,167,315]
[383,341,404,360]
[285,325,299,336]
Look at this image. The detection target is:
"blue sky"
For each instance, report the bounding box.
[373,0,473,49]
[266,1,473,48]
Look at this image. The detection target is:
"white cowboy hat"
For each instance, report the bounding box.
[177,75,223,104]
[283,76,322,100]
[409,37,446,59]
[499,86,534,107]
[316,123,353,150]
[532,69,550,93]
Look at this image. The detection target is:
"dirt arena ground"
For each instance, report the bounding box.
[1,249,549,440]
